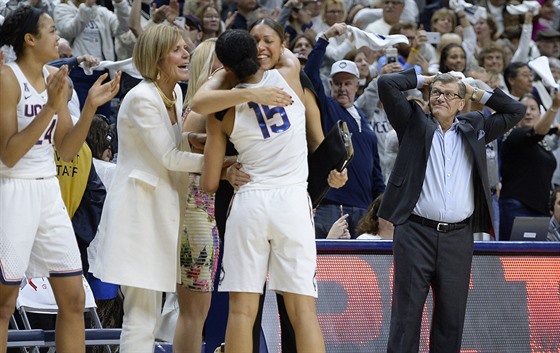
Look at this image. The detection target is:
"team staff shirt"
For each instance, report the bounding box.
[231,70,308,191]
[0,63,57,179]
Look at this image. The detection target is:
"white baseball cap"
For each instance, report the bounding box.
[330,60,360,79]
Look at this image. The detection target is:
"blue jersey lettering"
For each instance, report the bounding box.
[248,102,291,139]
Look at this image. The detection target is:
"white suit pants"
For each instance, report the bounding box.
[119,285,163,353]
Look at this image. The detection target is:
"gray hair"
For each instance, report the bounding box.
[431,73,466,99]
[549,57,560,70]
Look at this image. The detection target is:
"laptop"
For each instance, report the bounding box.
[509,217,550,241]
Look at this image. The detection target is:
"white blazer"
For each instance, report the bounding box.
[90,80,203,292]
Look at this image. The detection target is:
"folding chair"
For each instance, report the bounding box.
[14,275,121,353]
[6,329,45,353]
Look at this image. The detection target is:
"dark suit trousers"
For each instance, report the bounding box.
[387,220,474,353]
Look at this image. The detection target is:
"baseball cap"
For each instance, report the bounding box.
[536,29,560,41]
[330,60,360,78]
[185,14,202,32]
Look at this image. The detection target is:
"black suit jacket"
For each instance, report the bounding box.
[377,69,525,233]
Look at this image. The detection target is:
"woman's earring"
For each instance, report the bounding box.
[156,71,161,80]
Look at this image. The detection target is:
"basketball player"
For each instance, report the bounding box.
[200,29,325,353]
[0,6,120,352]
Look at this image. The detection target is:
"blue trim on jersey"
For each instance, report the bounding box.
[0,270,23,286]
[49,269,83,278]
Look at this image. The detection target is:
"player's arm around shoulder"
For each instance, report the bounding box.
[277,48,301,81]
[190,69,237,115]
[277,48,305,101]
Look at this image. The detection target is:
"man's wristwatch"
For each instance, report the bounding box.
[470,88,480,102]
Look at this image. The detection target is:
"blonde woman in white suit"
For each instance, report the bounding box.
[89,24,203,353]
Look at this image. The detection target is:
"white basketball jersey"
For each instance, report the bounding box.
[0,63,57,179]
[231,70,308,190]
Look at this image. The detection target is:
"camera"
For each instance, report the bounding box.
[386,47,398,64]
[426,32,441,45]
[174,16,186,28]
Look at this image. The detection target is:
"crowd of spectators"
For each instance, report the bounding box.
[1,0,559,351]
[3,0,558,240]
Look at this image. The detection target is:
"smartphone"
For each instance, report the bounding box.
[386,47,398,64]
[339,205,344,217]
[174,16,186,28]
[426,31,441,45]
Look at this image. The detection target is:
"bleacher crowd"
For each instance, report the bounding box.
[1,0,559,351]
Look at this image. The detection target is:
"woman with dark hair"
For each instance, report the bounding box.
[86,114,113,162]
[439,43,467,74]
[190,18,346,353]
[201,28,325,353]
[356,194,394,240]
[499,91,560,240]
[285,4,314,44]
[289,32,315,63]
[86,114,116,188]
[191,17,330,159]
[0,5,120,352]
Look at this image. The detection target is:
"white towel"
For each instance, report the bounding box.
[506,1,540,15]
[529,56,560,90]
[80,57,142,80]
[346,25,409,50]
[449,0,473,11]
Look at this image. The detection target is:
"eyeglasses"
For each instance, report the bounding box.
[430,89,462,100]
[517,72,534,79]
[326,9,343,14]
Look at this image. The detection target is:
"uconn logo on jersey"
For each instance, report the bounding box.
[27,101,57,146]
[23,82,46,118]
[25,103,46,118]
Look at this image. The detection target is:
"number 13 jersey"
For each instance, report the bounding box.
[231,69,308,191]
[0,62,57,179]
